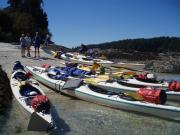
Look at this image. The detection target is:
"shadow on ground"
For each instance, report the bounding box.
[0,102,13,133]
[49,105,71,135]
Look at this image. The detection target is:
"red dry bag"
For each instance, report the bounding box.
[31,95,50,113]
[137,88,167,104]
[41,63,51,68]
[168,81,180,92]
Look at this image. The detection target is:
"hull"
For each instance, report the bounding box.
[26,66,180,121]
[10,70,53,130]
[93,81,180,101]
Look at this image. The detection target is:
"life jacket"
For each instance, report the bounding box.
[47,68,68,81]
[137,88,167,104]
[25,72,32,78]
[13,72,29,81]
[49,74,68,81]
[91,62,100,71]
[66,62,78,67]
[13,61,24,72]
[168,81,180,92]
[31,95,50,113]
[58,67,92,76]
[41,63,51,68]
[68,67,92,76]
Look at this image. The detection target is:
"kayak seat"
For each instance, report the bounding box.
[27,91,38,96]
[14,72,29,81]
[20,85,41,97]
[26,91,40,106]
[20,85,41,106]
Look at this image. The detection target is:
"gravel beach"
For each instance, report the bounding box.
[0,42,180,135]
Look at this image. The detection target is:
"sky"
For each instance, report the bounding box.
[0,0,180,48]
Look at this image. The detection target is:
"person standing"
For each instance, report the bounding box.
[20,33,26,57]
[79,44,88,54]
[44,34,50,46]
[33,32,41,58]
[25,33,32,57]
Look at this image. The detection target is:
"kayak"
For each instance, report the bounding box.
[84,77,180,101]
[60,52,114,66]
[118,77,169,87]
[112,62,145,71]
[42,48,145,71]
[77,64,136,76]
[26,66,180,121]
[36,65,180,101]
[10,66,54,131]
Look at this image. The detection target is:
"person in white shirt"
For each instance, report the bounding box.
[25,33,32,57]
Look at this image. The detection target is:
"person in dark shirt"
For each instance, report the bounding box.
[33,32,41,58]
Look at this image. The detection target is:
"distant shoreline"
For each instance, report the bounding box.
[41,44,180,74]
[0,42,179,74]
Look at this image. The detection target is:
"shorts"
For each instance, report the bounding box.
[34,44,40,48]
[26,43,31,48]
[21,44,26,48]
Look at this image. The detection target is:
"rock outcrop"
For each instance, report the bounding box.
[145,59,180,73]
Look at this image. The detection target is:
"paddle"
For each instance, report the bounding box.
[123,92,143,101]
[111,64,149,73]
[19,95,36,100]
[84,78,144,101]
[108,91,143,101]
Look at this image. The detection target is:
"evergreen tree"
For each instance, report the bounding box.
[0,0,49,42]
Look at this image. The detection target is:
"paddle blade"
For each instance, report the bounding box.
[27,112,51,131]
[125,92,144,101]
[84,77,108,85]
[84,78,98,85]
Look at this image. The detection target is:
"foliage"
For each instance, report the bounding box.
[0,10,13,41]
[0,0,49,42]
[73,37,180,60]
[85,37,180,53]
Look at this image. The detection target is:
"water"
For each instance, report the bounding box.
[0,74,180,135]
[157,73,180,81]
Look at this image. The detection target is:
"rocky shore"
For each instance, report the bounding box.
[98,49,180,73]
[42,45,180,73]
[144,53,180,73]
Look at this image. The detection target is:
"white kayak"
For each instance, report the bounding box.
[112,62,145,71]
[84,77,180,101]
[119,77,169,87]
[26,66,180,121]
[60,52,114,66]
[10,69,54,131]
